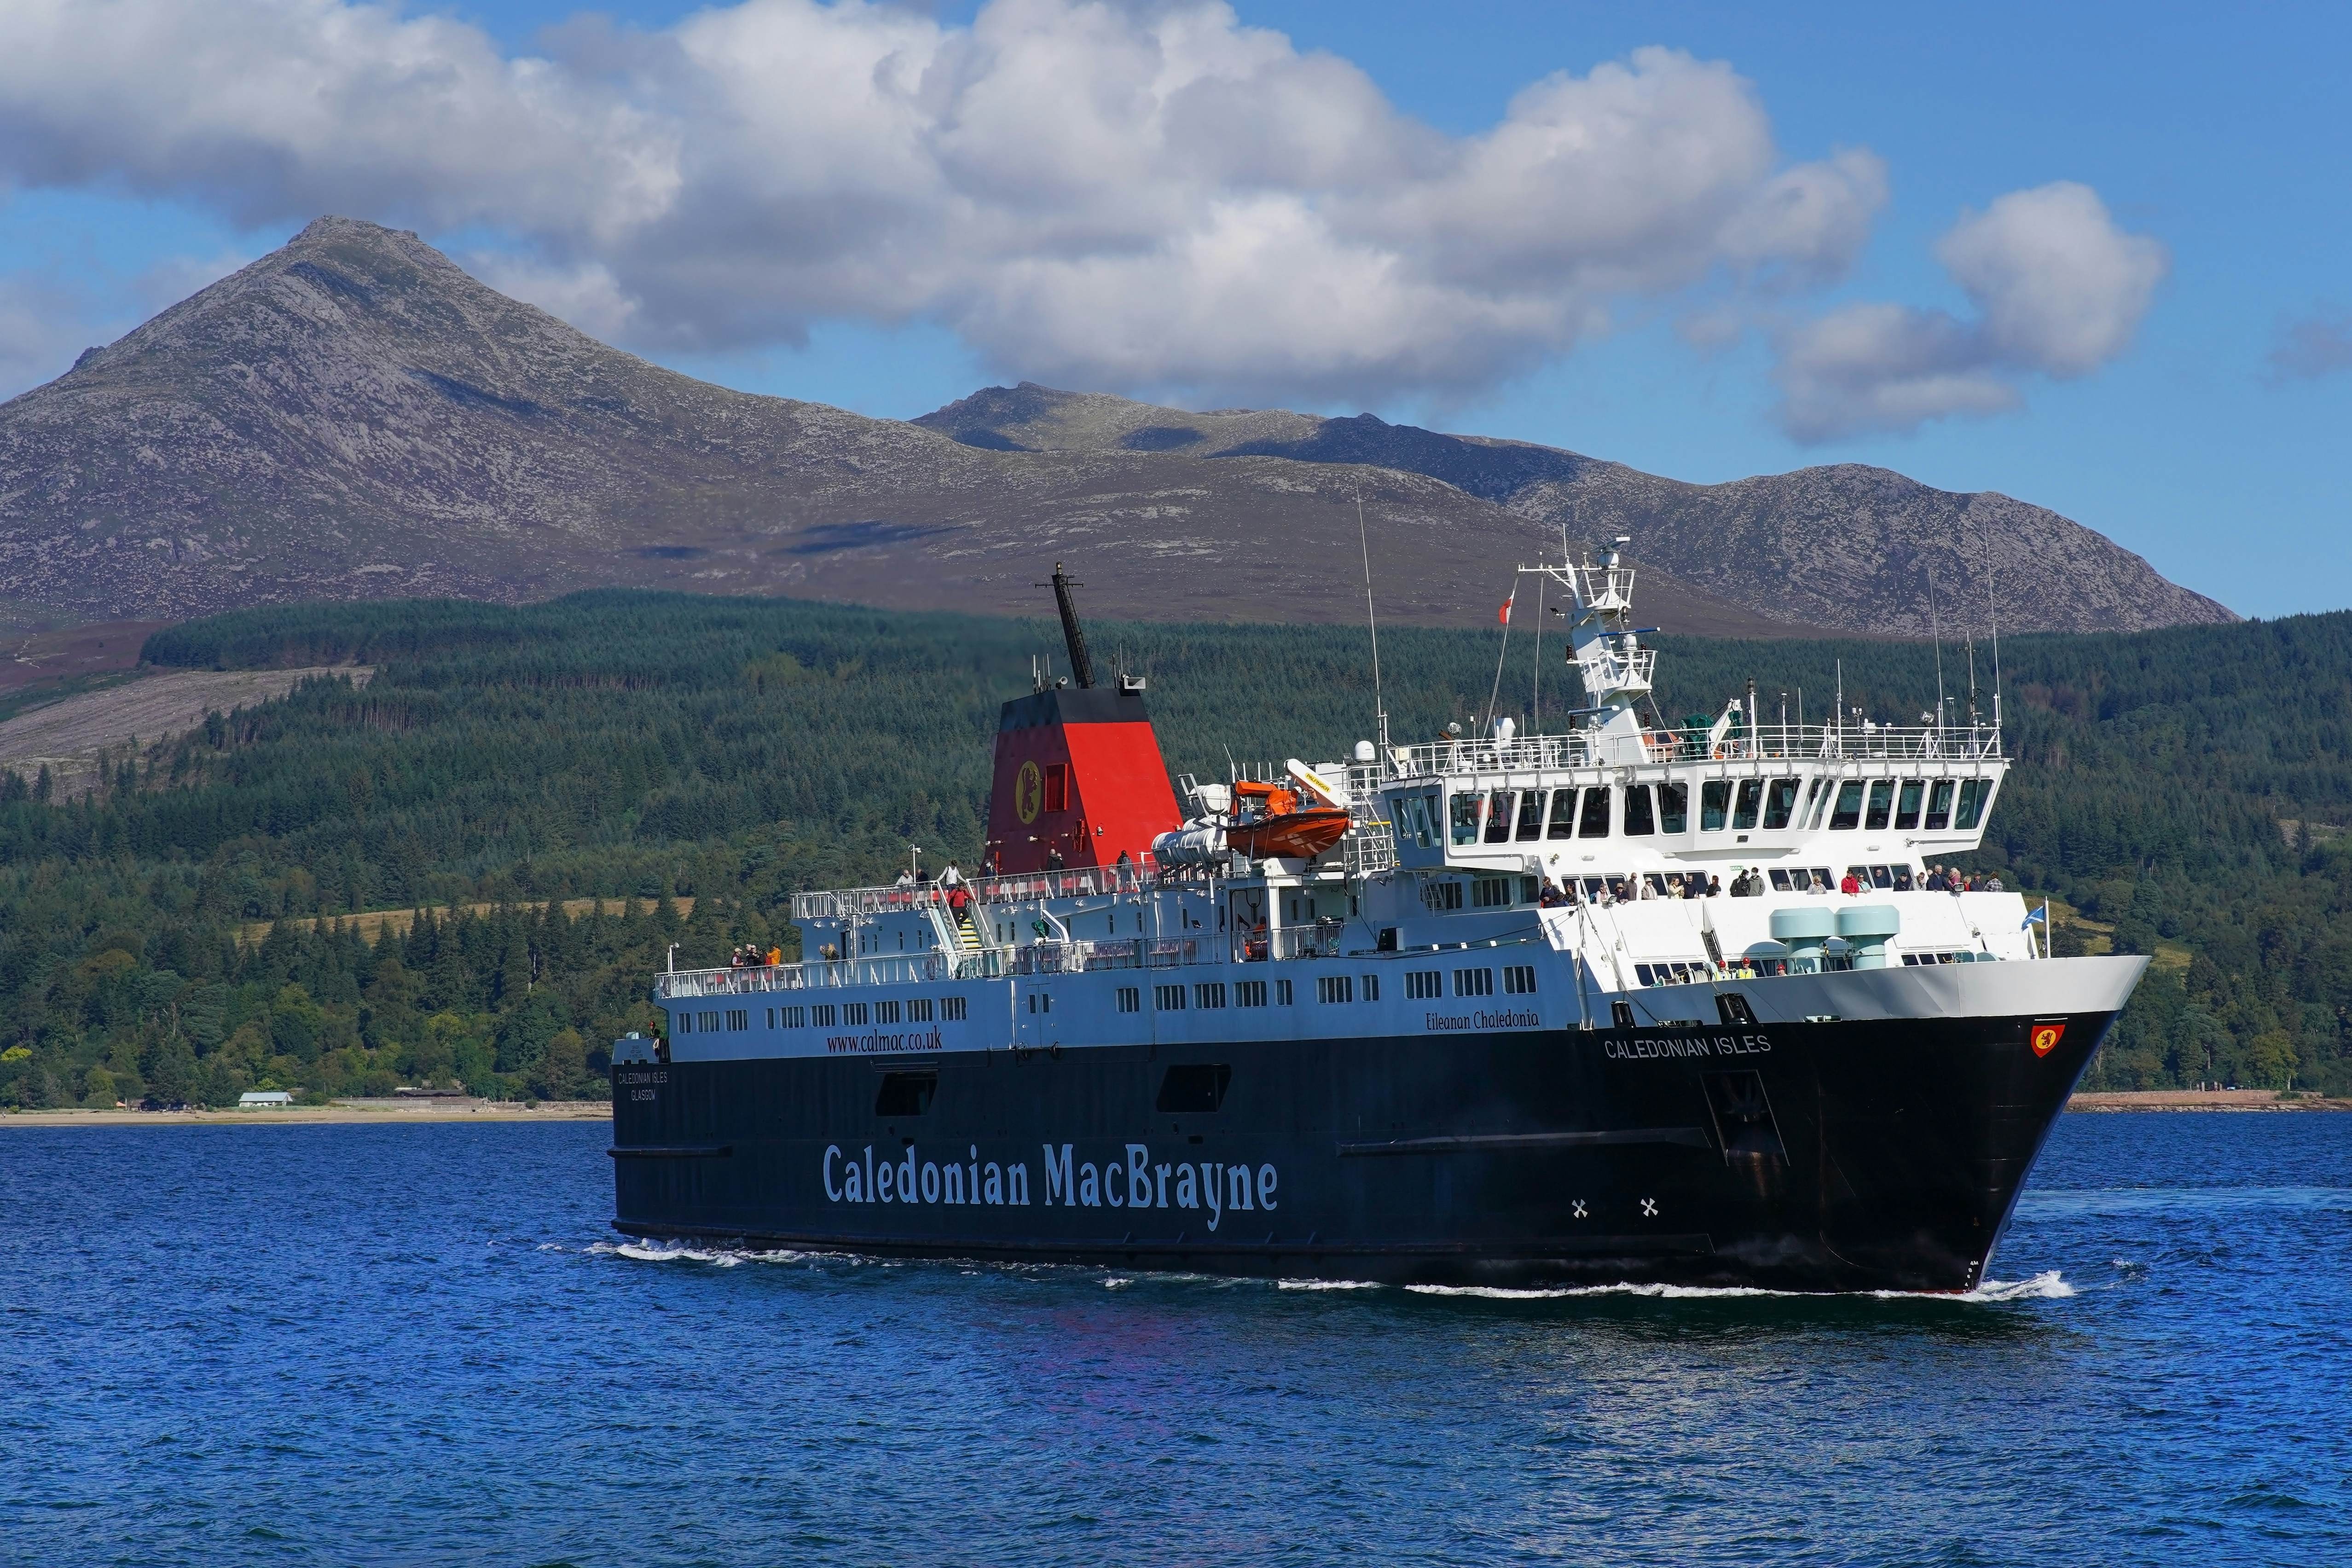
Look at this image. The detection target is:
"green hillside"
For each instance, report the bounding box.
[1,591,2346,1108]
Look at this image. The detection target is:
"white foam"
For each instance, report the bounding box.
[1955,1270,2075,1302]
[590,1240,825,1267]
[1276,1278,1383,1291]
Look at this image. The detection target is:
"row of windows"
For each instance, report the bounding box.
[1122,973,1405,1012]
[1402,966,1534,999]
[677,996,971,1034]
[1396,774,1996,848]
[684,965,1546,1035]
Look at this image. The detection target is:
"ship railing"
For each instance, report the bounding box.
[792,861,1157,923]
[1370,722,2002,783]
[1340,816,1398,879]
[941,937,1199,981]
[654,953,950,1000]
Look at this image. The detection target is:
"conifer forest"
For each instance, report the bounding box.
[1,590,2346,1109]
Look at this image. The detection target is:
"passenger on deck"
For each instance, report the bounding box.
[1636,876,1658,900]
[941,861,964,890]
[1046,846,1066,871]
[1538,879,1566,908]
[1706,875,1725,897]
[767,944,783,966]
[1840,870,1863,896]
[1728,868,1755,897]
[894,868,915,890]
[1983,874,2004,891]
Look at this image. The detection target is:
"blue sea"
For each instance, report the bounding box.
[4,1114,2347,1567]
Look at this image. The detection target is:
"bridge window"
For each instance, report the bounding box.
[1894,779,1924,829]
[1547,788,1579,839]
[1764,778,1799,830]
[1659,781,1688,834]
[1924,780,1955,831]
[1701,781,1730,832]
[1830,781,1865,830]
[1622,785,1656,836]
[1454,967,1495,997]
[1801,777,1830,829]
[1450,792,1481,846]
[1043,763,1069,813]
[1516,790,1546,841]
[1733,779,1763,830]
[1406,971,1443,1000]
[1484,789,1515,844]
[1578,786,1611,839]
[1865,780,1894,831]
[1956,778,1993,829]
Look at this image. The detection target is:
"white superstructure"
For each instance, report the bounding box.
[626,542,2062,1067]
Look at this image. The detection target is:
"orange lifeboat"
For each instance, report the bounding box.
[1223,780,1352,861]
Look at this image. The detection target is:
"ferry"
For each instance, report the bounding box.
[611,551,2144,1292]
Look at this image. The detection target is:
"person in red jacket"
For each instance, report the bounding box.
[1839,870,1863,896]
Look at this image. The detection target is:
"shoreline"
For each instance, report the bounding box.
[5,1089,2344,1126]
[2064,1089,2350,1112]
[0,1098,611,1127]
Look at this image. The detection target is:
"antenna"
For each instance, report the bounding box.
[1927,561,1946,737]
[1355,486,1390,767]
[1978,518,2004,737]
[1530,569,1545,733]
[1039,563,1095,689]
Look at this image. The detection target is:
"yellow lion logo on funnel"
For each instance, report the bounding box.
[1014,760,1043,824]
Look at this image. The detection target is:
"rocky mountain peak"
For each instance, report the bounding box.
[0,217,2233,638]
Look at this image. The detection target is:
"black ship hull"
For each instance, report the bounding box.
[610,1006,2115,1294]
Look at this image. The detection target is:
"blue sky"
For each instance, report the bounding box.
[0,0,2344,616]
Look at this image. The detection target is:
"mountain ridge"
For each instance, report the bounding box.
[0,216,2230,638]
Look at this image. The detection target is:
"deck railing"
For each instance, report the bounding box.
[792,861,1157,923]
[1371,721,2000,784]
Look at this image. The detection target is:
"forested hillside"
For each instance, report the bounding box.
[0,591,2346,1110]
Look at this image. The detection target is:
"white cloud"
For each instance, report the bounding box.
[0,0,1896,407]
[1773,180,2166,442]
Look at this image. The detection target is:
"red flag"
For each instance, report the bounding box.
[1498,592,1516,625]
